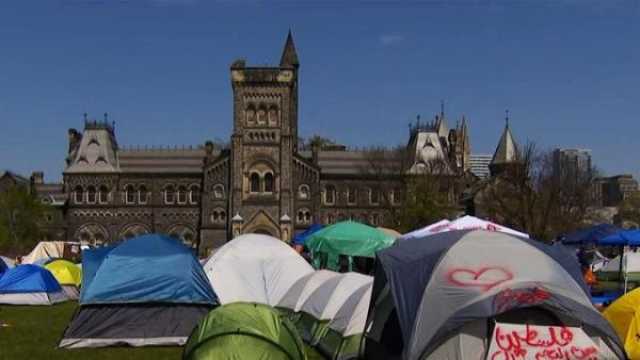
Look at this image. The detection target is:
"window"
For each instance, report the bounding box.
[87,186,96,204]
[347,187,357,205]
[305,211,311,223]
[125,185,136,204]
[327,214,335,224]
[268,107,278,126]
[391,188,402,205]
[250,173,260,193]
[257,107,266,125]
[246,106,256,124]
[369,188,380,205]
[190,185,200,204]
[264,173,274,193]
[177,186,187,204]
[99,185,109,204]
[370,213,379,226]
[298,184,310,200]
[74,186,83,204]
[324,185,336,205]
[139,185,149,204]
[297,209,311,224]
[165,185,176,204]
[213,184,225,199]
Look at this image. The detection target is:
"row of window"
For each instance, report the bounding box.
[73,184,201,205]
[245,105,279,127]
[325,213,383,226]
[320,185,402,206]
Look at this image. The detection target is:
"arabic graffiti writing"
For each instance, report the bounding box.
[447,266,514,291]
[488,323,599,360]
[493,287,551,313]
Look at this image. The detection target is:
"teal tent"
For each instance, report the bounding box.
[306,221,394,271]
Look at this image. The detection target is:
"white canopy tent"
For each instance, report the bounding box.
[277,270,341,313]
[401,216,529,240]
[203,233,313,305]
[22,241,67,264]
[399,219,451,241]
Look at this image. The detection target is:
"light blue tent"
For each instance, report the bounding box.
[0,264,67,305]
[60,234,218,348]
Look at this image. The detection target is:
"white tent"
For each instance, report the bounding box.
[298,272,373,344]
[203,233,313,305]
[22,241,67,264]
[277,270,341,313]
[598,252,640,274]
[328,280,373,337]
[445,215,529,238]
[399,219,451,241]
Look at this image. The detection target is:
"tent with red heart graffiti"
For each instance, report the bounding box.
[362,229,625,360]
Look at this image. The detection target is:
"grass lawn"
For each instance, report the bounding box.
[0,302,325,360]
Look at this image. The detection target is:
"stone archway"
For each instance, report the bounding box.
[166,224,197,248]
[118,223,151,241]
[243,211,280,238]
[74,223,109,246]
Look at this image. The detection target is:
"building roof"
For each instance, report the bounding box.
[34,183,67,206]
[0,170,30,185]
[491,120,519,165]
[280,30,299,68]
[118,147,209,174]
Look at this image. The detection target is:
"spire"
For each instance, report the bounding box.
[505,109,510,128]
[491,114,519,166]
[440,99,445,118]
[280,30,299,68]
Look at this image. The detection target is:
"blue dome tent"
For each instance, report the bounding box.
[0,264,67,305]
[59,234,218,348]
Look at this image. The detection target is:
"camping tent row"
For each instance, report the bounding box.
[277,270,373,360]
[364,229,625,360]
[60,234,218,348]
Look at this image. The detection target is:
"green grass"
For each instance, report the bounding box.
[0,302,326,359]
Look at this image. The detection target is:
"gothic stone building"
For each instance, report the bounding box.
[33,33,471,255]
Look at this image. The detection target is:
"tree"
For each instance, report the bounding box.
[360,145,460,232]
[617,192,640,228]
[479,142,599,241]
[0,186,47,255]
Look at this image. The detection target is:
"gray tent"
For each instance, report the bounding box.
[364,229,625,360]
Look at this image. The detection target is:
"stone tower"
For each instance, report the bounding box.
[228,31,299,239]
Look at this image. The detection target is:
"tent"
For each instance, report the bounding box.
[59,234,217,348]
[445,215,529,238]
[296,272,372,344]
[561,224,622,245]
[0,256,15,273]
[277,270,342,315]
[203,233,313,306]
[22,241,67,264]
[603,287,640,358]
[377,227,402,239]
[0,264,67,305]
[44,259,82,300]
[306,221,395,271]
[316,280,373,360]
[364,229,625,360]
[293,223,324,246]
[398,219,451,241]
[600,229,640,246]
[183,302,306,360]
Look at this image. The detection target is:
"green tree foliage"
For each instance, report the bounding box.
[0,186,47,255]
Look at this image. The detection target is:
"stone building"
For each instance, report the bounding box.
[33,32,472,255]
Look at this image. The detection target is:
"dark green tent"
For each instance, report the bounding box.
[183,302,307,360]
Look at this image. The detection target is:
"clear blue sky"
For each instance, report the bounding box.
[1,0,638,182]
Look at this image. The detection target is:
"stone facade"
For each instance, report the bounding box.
[33,32,472,255]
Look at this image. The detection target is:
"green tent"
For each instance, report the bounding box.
[305,221,395,271]
[183,302,307,360]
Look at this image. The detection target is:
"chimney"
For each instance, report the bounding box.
[311,142,320,165]
[31,171,44,185]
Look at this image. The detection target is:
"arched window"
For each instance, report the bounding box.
[250,173,260,193]
[213,184,225,199]
[74,186,83,204]
[264,173,274,193]
[369,188,380,205]
[189,185,200,204]
[139,185,149,204]
[87,186,96,204]
[257,106,266,125]
[220,211,226,222]
[99,185,109,204]
[370,213,379,226]
[177,186,187,204]
[246,106,256,125]
[298,184,310,200]
[297,211,304,223]
[304,211,311,223]
[165,185,176,204]
[324,185,336,205]
[347,187,357,205]
[268,107,278,126]
[125,185,136,204]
